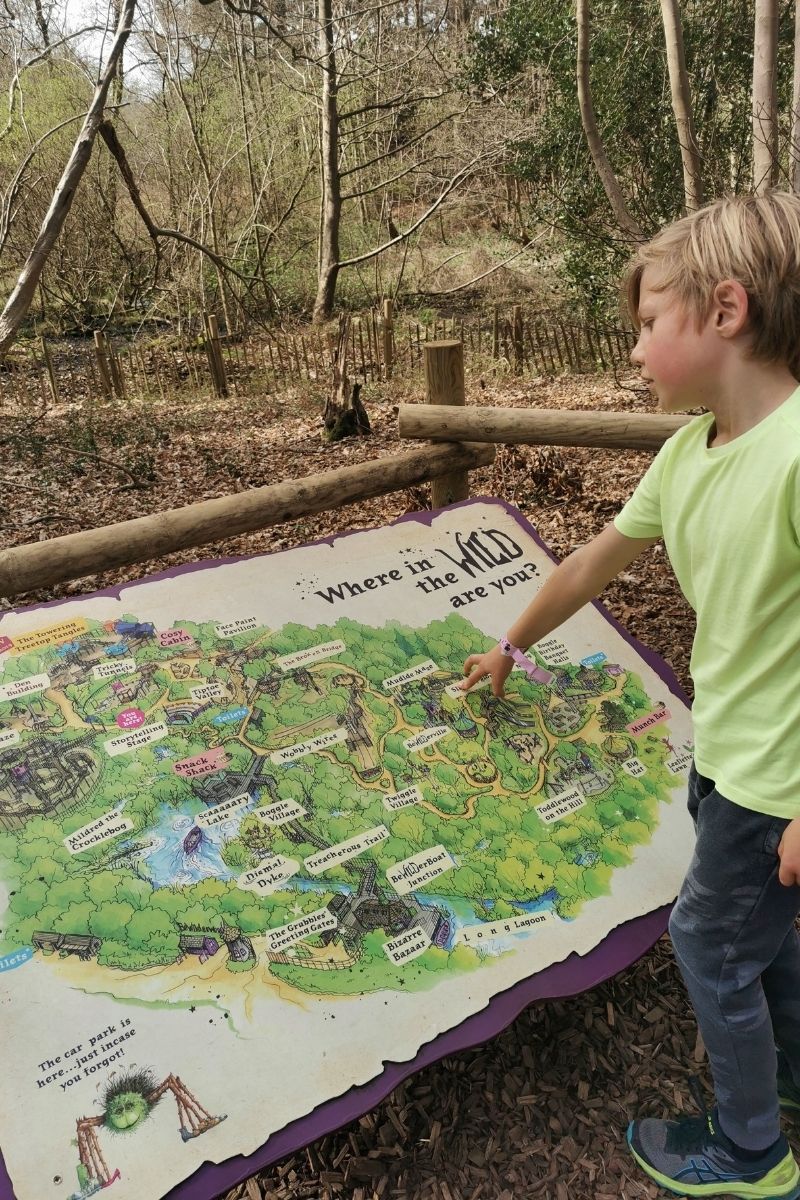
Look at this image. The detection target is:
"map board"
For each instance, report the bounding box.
[0,498,695,1200]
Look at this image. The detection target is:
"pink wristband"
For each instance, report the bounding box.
[499,637,555,686]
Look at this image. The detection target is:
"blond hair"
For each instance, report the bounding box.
[624,192,800,377]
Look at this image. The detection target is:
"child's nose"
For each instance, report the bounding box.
[630,337,644,366]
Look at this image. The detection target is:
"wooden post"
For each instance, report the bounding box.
[423,340,469,508]
[398,404,690,450]
[492,303,500,360]
[382,298,394,380]
[39,336,59,406]
[512,304,524,374]
[93,331,114,400]
[204,313,229,397]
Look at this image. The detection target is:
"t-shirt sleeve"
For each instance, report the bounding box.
[613,444,671,539]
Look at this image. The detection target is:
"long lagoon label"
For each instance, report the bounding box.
[305,825,389,875]
[270,727,347,764]
[276,641,345,671]
[387,845,454,895]
[458,911,558,945]
[383,660,438,690]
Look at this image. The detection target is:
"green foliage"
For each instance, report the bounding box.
[468,0,796,314]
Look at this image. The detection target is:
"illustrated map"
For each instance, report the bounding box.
[0,500,696,1200]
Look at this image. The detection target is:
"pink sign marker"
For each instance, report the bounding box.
[116,707,146,730]
[158,629,194,648]
[627,706,672,736]
[0,637,12,654]
[174,746,229,779]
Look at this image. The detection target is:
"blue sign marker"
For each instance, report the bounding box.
[212,706,249,727]
[580,652,607,667]
[0,947,33,972]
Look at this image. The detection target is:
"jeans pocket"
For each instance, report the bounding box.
[762,818,787,860]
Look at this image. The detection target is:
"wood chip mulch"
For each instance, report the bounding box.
[6,364,794,1199]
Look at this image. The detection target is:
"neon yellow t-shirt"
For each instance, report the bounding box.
[614,387,800,818]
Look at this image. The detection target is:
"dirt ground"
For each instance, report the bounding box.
[4,365,790,1200]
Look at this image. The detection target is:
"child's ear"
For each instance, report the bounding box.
[712,279,749,339]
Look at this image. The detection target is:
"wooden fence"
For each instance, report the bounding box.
[1,305,637,408]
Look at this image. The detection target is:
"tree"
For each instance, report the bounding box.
[753,0,780,192]
[0,0,136,355]
[659,0,703,211]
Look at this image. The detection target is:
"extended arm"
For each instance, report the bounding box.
[461,523,658,696]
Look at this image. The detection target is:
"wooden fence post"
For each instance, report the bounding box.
[492,303,500,360]
[382,298,394,380]
[424,339,469,508]
[512,304,524,374]
[93,331,114,400]
[204,313,229,398]
[39,336,59,406]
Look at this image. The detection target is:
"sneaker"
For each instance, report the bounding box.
[778,1051,800,1114]
[627,1078,800,1198]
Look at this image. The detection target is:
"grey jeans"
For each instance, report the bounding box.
[667,764,800,1149]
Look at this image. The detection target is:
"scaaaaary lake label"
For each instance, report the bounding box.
[92,659,137,681]
[64,810,134,854]
[264,907,338,954]
[383,660,438,690]
[383,927,430,964]
[253,798,307,826]
[383,786,422,812]
[276,641,345,671]
[305,825,389,875]
[536,788,586,823]
[0,674,50,702]
[104,722,167,757]
[387,845,454,895]
[458,911,558,945]
[195,793,250,828]
[404,726,450,752]
[238,855,299,895]
[270,728,347,764]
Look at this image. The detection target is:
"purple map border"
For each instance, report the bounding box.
[0,497,689,1200]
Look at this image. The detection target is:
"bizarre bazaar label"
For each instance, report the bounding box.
[0,500,695,1200]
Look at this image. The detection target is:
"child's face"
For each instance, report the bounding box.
[630,266,723,411]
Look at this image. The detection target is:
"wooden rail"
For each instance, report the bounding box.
[398,405,690,450]
[0,441,494,598]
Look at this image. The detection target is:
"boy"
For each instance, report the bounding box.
[460,192,800,1199]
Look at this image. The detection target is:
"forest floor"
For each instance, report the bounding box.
[4,362,790,1199]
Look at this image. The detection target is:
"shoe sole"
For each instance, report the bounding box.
[626,1122,800,1199]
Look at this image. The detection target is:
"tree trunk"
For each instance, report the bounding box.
[323,316,371,440]
[0,0,136,357]
[575,0,644,242]
[752,0,779,193]
[659,0,704,212]
[312,0,342,323]
[791,0,800,192]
